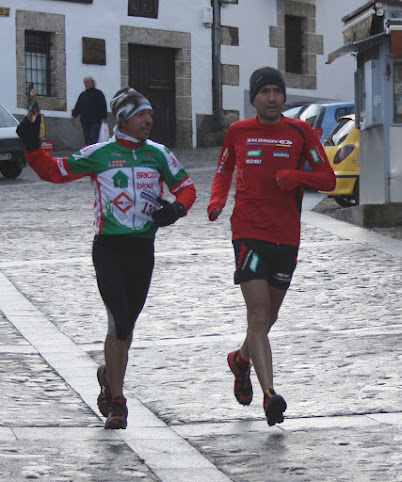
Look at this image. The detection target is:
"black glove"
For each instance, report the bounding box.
[152,198,186,227]
[16,115,41,151]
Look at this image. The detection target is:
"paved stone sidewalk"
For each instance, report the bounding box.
[1,147,402,481]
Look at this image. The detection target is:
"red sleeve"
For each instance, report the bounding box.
[171,177,196,214]
[26,148,87,183]
[207,128,236,218]
[276,123,336,192]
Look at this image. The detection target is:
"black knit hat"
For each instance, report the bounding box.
[249,67,286,103]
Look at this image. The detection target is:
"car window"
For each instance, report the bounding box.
[299,104,321,126]
[0,104,19,128]
[282,106,303,118]
[330,118,355,146]
[334,106,355,122]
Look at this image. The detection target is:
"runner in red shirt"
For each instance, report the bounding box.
[208,67,335,426]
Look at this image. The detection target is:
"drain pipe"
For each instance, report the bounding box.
[212,0,222,130]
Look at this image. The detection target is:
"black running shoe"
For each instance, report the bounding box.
[97,365,112,417]
[105,396,128,429]
[264,389,287,426]
[227,350,253,405]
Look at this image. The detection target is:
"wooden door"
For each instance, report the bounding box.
[129,45,176,146]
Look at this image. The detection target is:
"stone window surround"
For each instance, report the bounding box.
[16,10,66,111]
[120,25,192,148]
[270,0,323,90]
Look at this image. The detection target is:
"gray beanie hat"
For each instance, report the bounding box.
[249,67,286,103]
[110,87,152,125]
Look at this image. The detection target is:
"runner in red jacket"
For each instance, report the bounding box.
[208,66,335,426]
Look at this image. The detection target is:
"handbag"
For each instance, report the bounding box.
[98,121,110,142]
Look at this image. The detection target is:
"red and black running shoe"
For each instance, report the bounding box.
[97,365,112,417]
[227,350,253,405]
[105,396,128,429]
[264,389,287,426]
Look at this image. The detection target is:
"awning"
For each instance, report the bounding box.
[342,7,375,44]
[326,32,387,64]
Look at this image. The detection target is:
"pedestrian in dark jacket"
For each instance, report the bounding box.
[72,76,107,146]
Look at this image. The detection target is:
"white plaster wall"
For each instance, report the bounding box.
[220,0,277,117]
[389,127,402,202]
[0,6,20,116]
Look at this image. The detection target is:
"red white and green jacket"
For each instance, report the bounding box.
[26,130,196,237]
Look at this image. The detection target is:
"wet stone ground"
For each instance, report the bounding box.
[1,148,402,481]
[0,438,160,481]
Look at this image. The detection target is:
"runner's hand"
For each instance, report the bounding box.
[209,208,222,221]
[275,169,300,192]
[152,199,186,227]
[16,116,41,151]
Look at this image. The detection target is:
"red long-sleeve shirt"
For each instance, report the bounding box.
[207,115,336,247]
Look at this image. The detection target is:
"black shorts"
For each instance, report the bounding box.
[92,235,154,339]
[233,238,298,290]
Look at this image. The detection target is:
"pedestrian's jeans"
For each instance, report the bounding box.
[82,121,101,146]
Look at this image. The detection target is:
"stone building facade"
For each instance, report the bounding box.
[2,0,363,150]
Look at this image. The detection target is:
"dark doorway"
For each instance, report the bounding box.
[129,44,176,146]
[285,15,303,74]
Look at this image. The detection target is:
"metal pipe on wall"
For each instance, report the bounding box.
[212,0,222,130]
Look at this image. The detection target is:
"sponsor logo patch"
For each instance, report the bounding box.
[57,158,68,176]
[217,148,229,173]
[273,151,290,158]
[310,149,322,163]
[112,170,129,188]
[108,159,127,168]
[137,182,154,189]
[136,171,158,179]
[273,272,291,282]
[111,192,133,213]
[245,159,262,164]
[167,153,180,175]
[140,161,156,168]
[246,138,292,147]
[249,253,259,272]
[246,149,262,157]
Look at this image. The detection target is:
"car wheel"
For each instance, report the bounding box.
[352,179,359,205]
[333,179,359,208]
[334,196,356,208]
[0,163,23,179]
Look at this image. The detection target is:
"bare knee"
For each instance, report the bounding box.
[247,308,270,336]
[268,312,279,330]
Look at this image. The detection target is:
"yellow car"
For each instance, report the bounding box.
[320,114,359,207]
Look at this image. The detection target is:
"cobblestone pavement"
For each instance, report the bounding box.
[0,147,402,481]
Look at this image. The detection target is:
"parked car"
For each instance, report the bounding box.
[320,114,359,207]
[298,101,355,144]
[283,101,355,173]
[282,104,309,119]
[0,103,26,178]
